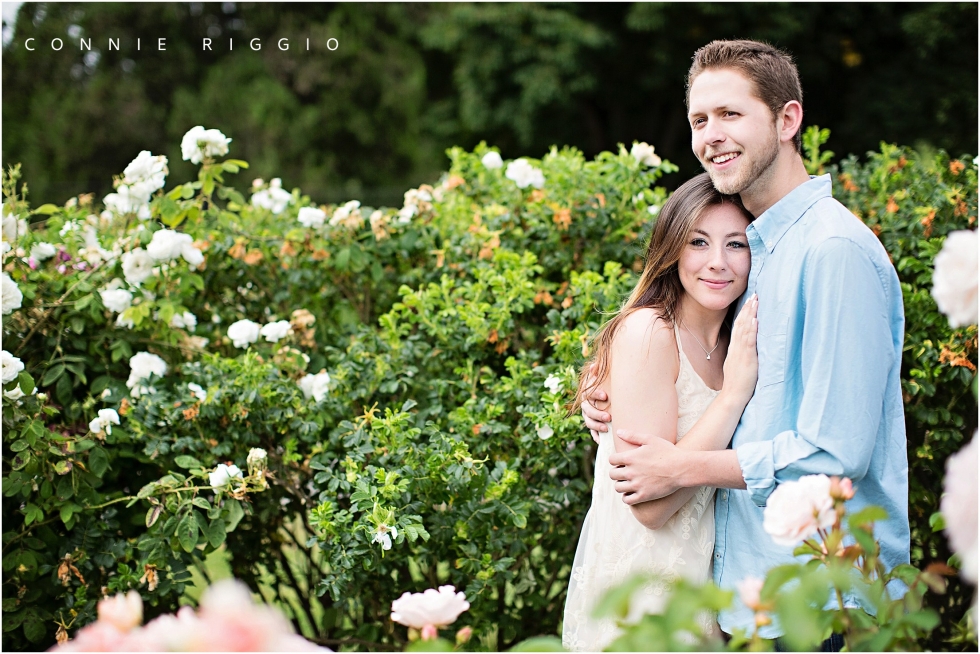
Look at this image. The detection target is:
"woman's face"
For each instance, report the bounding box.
[677,203,751,311]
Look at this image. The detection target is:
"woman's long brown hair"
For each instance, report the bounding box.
[571,173,751,412]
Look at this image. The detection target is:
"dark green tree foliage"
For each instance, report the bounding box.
[2,3,977,206]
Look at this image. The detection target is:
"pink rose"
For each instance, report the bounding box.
[391,585,470,629]
[737,576,765,611]
[763,474,836,547]
[97,590,143,632]
[941,433,978,583]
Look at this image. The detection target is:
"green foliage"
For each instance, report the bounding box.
[2,129,975,651]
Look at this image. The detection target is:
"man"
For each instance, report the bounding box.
[581,40,909,647]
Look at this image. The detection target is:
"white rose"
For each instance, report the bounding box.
[122,248,155,285]
[30,242,57,261]
[97,590,143,633]
[931,230,978,328]
[4,386,26,401]
[260,320,292,343]
[2,350,25,383]
[170,311,197,330]
[372,523,398,551]
[390,585,470,629]
[2,272,23,315]
[505,159,545,189]
[247,448,268,477]
[941,433,978,583]
[481,151,504,169]
[100,288,133,313]
[762,474,836,547]
[126,352,168,394]
[251,185,293,215]
[536,424,554,440]
[630,141,662,168]
[180,125,232,165]
[1,210,20,243]
[543,374,562,394]
[298,371,330,402]
[103,184,152,220]
[89,408,121,436]
[297,207,326,229]
[122,150,169,200]
[227,319,261,349]
[187,382,207,401]
[209,463,243,489]
[115,312,136,330]
[147,229,193,262]
[181,242,204,268]
[329,200,363,228]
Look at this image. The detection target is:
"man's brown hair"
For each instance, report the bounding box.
[686,39,804,153]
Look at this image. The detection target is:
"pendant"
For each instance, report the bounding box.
[706,354,711,360]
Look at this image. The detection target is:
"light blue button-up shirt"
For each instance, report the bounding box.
[713,175,910,636]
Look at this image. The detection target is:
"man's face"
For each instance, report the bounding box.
[688,68,780,196]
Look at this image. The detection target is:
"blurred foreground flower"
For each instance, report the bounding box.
[390,585,470,631]
[941,433,978,583]
[505,158,545,189]
[53,580,323,651]
[762,474,836,546]
[931,229,978,327]
[481,151,503,169]
[630,141,662,168]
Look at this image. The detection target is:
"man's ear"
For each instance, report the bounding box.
[778,100,804,145]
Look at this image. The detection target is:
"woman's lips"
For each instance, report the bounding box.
[701,279,732,290]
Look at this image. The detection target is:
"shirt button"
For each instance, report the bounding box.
[715,553,721,559]
[720,490,727,500]
[766,240,773,249]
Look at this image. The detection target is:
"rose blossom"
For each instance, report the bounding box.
[122,248,155,285]
[247,448,267,477]
[481,151,504,169]
[762,474,836,547]
[543,374,562,394]
[2,350,25,384]
[209,463,244,489]
[941,433,977,583]
[297,206,326,229]
[122,151,168,201]
[180,126,231,164]
[737,576,765,611]
[931,229,978,327]
[505,158,545,189]
[89,408,121,436]
[329,200,363,229]
[127,352,168,396]
[146,229,193,262]
[259,320,292,343]
[372,523,398,551]
[98,590,143,632]
[2,272,23,314]
[103,184,152,220]
[298,371,330,402]
[187,382,207,401]
[251,178,292,215]
[630,141,662,168]
[30,242,57,261]
[100,288,133,313]
[170,311,197,330]
[536,424,554,440]
[390,585,470,629]
[227,319,261,349]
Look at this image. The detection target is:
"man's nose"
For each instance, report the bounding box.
[703,118,726,146]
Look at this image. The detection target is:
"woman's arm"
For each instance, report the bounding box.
[623,297,759,529]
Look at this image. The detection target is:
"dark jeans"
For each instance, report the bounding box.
[774,633,845,652]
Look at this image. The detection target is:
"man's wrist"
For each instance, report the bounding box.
[676,448,702,489]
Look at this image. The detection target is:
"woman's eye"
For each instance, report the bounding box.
[728,241,748,249]
[690,238,707,246]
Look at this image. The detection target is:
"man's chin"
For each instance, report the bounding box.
[707,171,746,196]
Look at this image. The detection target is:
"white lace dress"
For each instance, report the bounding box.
[562,325,720,651]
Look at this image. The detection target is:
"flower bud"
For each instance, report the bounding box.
[755,613,772,628]
[829,476,855,501]
[455,626,473,645]
[421,624,438,641]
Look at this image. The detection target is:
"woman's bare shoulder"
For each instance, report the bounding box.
[611,308,679,369]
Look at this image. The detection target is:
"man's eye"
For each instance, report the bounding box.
[691,118,705,127]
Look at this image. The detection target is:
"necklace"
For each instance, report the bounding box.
[680,321,721,360]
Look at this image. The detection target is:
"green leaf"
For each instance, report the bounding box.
[847,505,889,530]
[406,638,454,652]
[591,573,651,620]
[207,518,227,548]
[174,455,203,469]
[191,497,211,511]
[22,618,46,643]
[145,504,163,528]
[33,204,59,215]
[9,440,30,452]
[177,514,199,553]
[509,636,567,652]
[17,371,34,395]
[928,511,945,532]
[70,316,85,334]
[225,499,245,532]
[88,446,109,477]
[41,363,65,386]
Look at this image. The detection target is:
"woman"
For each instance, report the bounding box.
[562,173,759,651]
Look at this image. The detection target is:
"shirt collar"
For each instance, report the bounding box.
[748,174,832,253]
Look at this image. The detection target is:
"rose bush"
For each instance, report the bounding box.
[1,126,975,651]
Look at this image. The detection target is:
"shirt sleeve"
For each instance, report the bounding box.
[736,237,896,506]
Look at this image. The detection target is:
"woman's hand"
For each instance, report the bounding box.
[721,294,759,406]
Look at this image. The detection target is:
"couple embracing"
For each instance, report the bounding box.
[562,40,910,651]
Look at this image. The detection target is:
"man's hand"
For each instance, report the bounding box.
[580,364,611,442]
[608,430,687,504]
